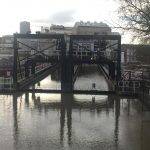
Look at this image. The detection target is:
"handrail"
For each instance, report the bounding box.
[144,80,150,95]
[0,77,13,89]
[117,80,142,94]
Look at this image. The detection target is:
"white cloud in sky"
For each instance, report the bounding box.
[0,0,119,36]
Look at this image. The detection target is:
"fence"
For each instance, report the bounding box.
[0,77,13,89]
[144,80,150,95]
[117,80,142,94]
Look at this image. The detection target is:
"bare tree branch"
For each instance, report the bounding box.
[116,0,150,43]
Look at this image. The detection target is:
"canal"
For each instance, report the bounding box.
[0,65,150,150]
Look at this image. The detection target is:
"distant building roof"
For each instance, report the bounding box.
[40,21,118,35]
[74,21,109,27]
[50,25,65,30]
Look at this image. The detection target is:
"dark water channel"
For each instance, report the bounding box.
[0,65,150,150]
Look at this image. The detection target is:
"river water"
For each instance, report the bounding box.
[0,65,150,150]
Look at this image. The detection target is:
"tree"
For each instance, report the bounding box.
[117,0,150,43]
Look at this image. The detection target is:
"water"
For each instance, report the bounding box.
[0,65,150,150]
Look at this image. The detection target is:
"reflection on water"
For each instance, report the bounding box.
[33,65,109,91]
[0,93,150,150]
[0,64,150,150]
[74,65,109,90]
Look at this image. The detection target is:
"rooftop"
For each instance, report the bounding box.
[74,21,109,27]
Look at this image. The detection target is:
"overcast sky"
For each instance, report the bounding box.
[0,0,120,36]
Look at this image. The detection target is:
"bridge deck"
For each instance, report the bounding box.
[0,89,116,95]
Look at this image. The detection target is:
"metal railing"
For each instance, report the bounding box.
[70,50,117,60]
[0,77,13,89]
[144,80,150,95]
[117,80,142,94]
[17,64,52,82]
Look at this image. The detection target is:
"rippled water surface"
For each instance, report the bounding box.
[0,65,150,150]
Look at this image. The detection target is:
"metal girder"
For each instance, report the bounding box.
[13,33,121,91]
[18,41,51,59]
[70,34,122,81]
[14,33,64,39]
[17,89,116,95]
[72,59,113,65]
[70,34,121,40]
[13,34,66,90]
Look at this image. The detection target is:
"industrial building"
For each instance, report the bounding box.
[72,21,111,35]
[41,21,112,35]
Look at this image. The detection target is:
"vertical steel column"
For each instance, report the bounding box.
[117,36,121,81]
[61,37,66,92]
[68,37,73,90]
[109,63,115,80]
[61,37,73,92]
[25,65,29,78]
[60,37,66,76]
[31,63,35,74]
[13,35,18,90]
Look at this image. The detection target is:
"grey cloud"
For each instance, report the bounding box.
[32,10,75,25]
[50,10,75,24]
[32,18,51,24]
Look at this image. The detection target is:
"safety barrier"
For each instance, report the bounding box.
[27,49,117,61]
[17,64,52,82]
[117,80,142,94]
[70,50,117,60]
[144,80,150,95]
[0,77,13,89]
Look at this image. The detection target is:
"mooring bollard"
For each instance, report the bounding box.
[92,83,96,90]
[37,82,40,86]
[92,96,95,103]
[92,83,96,103]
